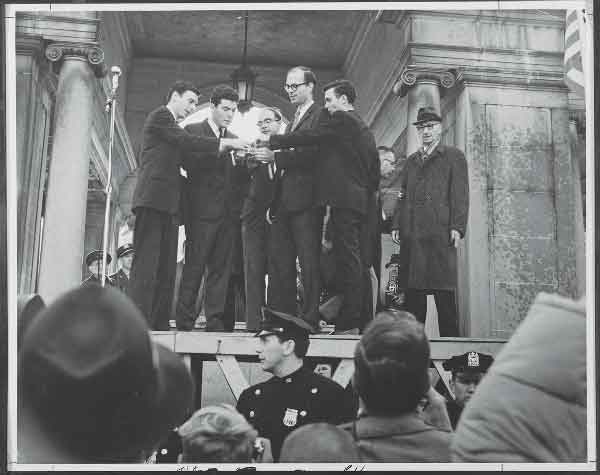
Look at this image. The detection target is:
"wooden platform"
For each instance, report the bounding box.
[152,330,507,406]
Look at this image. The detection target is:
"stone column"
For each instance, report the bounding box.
[394,67,461,337]
[37,43,106,302]
[568,118,586,299]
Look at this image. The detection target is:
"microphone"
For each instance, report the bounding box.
[111,66,122,92]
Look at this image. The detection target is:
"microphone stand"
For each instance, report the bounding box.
[100,66,122,287]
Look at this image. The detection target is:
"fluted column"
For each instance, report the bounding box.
[37,43,106,302]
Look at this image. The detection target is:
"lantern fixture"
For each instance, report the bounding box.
[231,11,257,114]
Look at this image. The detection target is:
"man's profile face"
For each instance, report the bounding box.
[171,90,199,120]
[416,121,442,147]
[450,371,483,407]
[285,69,312,106]
[257,110,281,137]
[120,253,134,272]
[324,88,346,114]
[211,99,237,129]
[256,334,286,373]
[88,260,103,276]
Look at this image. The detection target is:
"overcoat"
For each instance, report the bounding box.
[391,144,468,289]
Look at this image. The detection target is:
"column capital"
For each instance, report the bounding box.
[45,41,107,78]
[392,66,463,97]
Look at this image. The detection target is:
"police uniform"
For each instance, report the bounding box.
[442,351,494,429]
[109,244,134,294]
[81,250,114,287]
[236,308,357,461]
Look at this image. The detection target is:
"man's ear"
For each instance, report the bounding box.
[282,339,295,357]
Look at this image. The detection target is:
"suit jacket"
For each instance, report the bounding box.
[340,413,452,462]
[269,108,377,215]
[270,102,321,215]
[131,106,220,216]
[182,119,250,221]
[241,162,275,221]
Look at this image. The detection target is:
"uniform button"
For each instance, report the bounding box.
[285,378,292,383]
[249,411,255,418]
[255,389,261,396]
[161,448,168,455]
[300,410,307,417]
[311,387,318,394]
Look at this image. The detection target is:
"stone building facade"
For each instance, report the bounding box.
[12,8,587,338]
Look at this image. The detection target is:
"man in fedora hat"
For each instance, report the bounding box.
[442,351,494,429]
[81,249,114,287]
[17,285,195,463]
[236,307,356,461]
[110,244,134,294]
[391,106,469,336]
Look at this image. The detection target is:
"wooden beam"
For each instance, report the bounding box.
[216,355,250,401]
[160,331,506,360]
[332,359,355,388]
[432,360,454,399]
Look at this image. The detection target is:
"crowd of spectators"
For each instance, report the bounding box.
[16,285,587,465]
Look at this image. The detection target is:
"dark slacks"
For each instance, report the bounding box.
[404,288,459,336]
[330,207,364,331]
[128,207,178,331]
[242,210,268,331]
[176,216,235,330]
[267,208,321,327]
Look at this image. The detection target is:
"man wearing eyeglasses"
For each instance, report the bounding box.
[240,107,282,331]
[390,107,469,336]
[252,66,322,331]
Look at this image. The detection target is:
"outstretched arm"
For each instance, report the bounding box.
[267,109,345,150]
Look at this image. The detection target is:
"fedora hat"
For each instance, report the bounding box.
[117,243,134,259]
[18,285,194,462]
[412,106,442,126]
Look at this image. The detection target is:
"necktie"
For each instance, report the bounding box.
[291,108,302,131]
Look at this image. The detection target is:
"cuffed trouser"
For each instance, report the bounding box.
[242,211,268,331]
[329,207,364,331]
[267,208,321,328]
[128,207,178,331]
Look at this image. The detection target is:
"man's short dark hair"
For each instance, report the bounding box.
[288,66,317,88]
[210,85,239,106]
[353,310,430,416]
[323,79,357,104]
[275,333,309,358]
[166,80,201,103]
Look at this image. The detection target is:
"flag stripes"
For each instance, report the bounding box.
[564,9,585,97]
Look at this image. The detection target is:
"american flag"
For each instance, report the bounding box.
[564,9,587,97]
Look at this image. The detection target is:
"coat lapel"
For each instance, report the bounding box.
[291,103,316,131]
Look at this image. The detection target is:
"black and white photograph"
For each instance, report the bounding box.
[4,1,595,470]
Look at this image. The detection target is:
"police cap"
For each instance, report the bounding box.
[117,243,134,259]
[255,307,315,338]
[85,249,112,267]
[442,351,494,374]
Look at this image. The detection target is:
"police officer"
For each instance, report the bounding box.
[236,307,357,461]
[110,244,134,294]
[81,250,114,287]
[442,351,494,429]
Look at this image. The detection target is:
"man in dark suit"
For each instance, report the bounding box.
[253,66,322,330]
[129,81,248,330]
[176,86,250,332]
[391,106,469,336]
[240,107,281,331]
[258,80,378,334]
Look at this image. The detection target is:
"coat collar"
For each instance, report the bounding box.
[288,102,317,132]
[347,412,446,439]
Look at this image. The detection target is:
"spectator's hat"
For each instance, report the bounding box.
[280,423,361,463]
[443,351,494,374]
[18,285,194,461]
[412,106,442,125]
[85,249,111,267]
[117,243,134,259]
[256,307,315,338]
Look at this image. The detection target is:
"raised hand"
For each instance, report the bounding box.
[220,137,251,152]
[254,138,270,149]
[253,147,275,163]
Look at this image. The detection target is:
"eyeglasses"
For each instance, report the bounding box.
[284,82,308,92]
[416,122,439,131]
[257,118,280,127]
